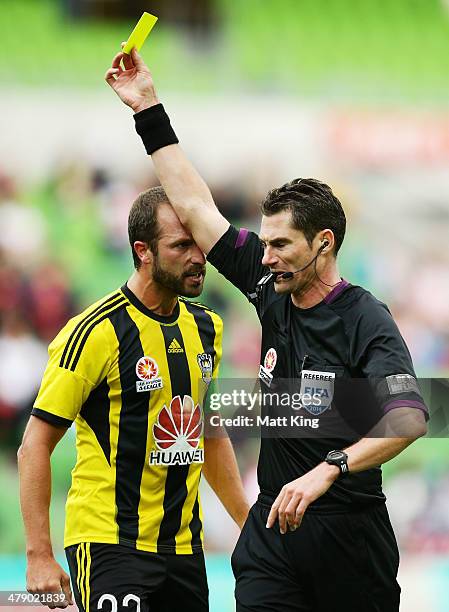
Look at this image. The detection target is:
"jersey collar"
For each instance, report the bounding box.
[323,279,351,305]
[291,279,351,313]
[121,284,180,324]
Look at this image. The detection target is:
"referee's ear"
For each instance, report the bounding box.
[134,240,153,267]
[316,230,335,256]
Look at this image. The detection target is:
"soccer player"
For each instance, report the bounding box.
[18,187,249,612]
[106,48,429,612]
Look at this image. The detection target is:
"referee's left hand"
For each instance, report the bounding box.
[266,462,339,534]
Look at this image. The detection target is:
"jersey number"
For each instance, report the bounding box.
[97,594,141,611]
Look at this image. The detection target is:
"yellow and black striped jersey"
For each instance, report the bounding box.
[32,284,223,555]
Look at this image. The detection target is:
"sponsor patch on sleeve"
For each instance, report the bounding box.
[386,374,420,395]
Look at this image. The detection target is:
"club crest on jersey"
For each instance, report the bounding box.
[135,356,163,392]
[150,395,204,466]
[299,369,335,415]
[197,352,213,384]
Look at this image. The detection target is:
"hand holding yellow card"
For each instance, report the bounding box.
[122,12,158,55]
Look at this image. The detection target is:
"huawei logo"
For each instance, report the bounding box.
[153,395,203,452]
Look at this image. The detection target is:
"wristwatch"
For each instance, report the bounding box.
[325,450,349,476]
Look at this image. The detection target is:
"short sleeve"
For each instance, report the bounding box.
[32,318,112,427]
[352,298,428,419]
[207,224,266,301]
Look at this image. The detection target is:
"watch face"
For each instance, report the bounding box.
[328,450,345,461]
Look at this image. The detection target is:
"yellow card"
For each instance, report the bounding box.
[123,12,158,54]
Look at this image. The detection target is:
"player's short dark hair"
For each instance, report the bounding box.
[260,178,346,255]
[128,186,168,269]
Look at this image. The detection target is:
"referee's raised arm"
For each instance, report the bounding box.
[105,45,230,255]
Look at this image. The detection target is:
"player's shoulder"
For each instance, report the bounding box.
[180,298,223,327]
[180,298,219,316]
[49,288,128,352]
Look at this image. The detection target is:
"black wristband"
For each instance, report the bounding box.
[133,103,179,155]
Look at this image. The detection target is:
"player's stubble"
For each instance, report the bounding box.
[152,253,206,298]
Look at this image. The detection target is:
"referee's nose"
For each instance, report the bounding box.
[261,246,277,268]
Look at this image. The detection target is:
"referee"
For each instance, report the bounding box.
[18,188,249,611]
[107,48,428,612]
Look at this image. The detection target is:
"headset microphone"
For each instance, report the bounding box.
[276,240,329,281]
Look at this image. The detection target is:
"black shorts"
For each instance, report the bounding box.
[231,495,400,612]
[65,543,208,612]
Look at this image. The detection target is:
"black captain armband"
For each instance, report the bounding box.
[134,103,179,155]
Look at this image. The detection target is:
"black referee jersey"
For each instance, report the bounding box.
[207,225,428,510]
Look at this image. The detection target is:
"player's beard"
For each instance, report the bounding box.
[152,255,205,298]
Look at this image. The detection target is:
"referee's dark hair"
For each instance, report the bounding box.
[128,186,168,269]
[261,178,346,255]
